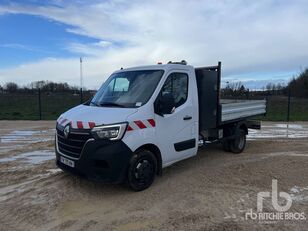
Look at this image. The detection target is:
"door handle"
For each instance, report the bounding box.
[183,116,192,120]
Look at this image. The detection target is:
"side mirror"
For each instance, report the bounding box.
[84,97,93,105]
[157,93,175,115]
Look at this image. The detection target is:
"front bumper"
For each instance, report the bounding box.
[55,137,133,183]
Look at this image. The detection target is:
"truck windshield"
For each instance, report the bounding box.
[90,70,164,108]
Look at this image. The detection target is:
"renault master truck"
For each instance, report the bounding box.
[55,61,266,191]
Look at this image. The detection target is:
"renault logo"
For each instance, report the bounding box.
[64,125,70,139]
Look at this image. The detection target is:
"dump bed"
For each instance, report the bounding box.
[220,99,266,122]
[195,62,266,131]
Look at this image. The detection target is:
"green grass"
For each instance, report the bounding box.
[259,96,308,121]
[0,92,92,120]
[0,93,308,121]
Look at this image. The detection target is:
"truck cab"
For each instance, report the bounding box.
[55,61,266,191]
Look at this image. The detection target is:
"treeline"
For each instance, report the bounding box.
[289,68,308,98]
[221,82,250,98]
[221,81,287,98]
[263,68,308,97]
[1,68,307,97]
[0,81,83,93]
[222,68,308,98]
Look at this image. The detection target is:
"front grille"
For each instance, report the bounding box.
[56,125,92,159]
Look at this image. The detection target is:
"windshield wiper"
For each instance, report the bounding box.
[90,101,99,107]
[99,102,126,108]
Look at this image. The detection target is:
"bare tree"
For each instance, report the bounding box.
[289,68,308,98]
[5,82,18,93]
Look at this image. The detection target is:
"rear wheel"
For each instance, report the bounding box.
[127,150,157,191]
[222,126,232,152]
[222,140,231,152]
[229,129,246,154]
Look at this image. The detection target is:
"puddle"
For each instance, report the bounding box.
[248,123,308,140]
[0,150,55,164]
[266,152,308,157]
[46,169,62,174]
[0,130,54,143]
[1,130,41,143]
[274,124,303,129]
[0,129,55,154]
[0,145,24,154]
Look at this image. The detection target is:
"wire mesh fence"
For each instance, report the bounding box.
[0,89,307,121]
[0,89,93,120]
[221,89,308,121]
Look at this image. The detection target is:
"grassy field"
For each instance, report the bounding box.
[0,93,307,121]
[0,92,92,120]
[261,96,308,121]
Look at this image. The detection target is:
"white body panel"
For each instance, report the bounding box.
[59,64,200,168]
[58,63,265,169]
[122,65,199,167]
[153,67,199,166]
[60,104,138,125]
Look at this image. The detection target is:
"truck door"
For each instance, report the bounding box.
[154,71,198,166]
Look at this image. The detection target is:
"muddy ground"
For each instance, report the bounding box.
[0,121,308,231]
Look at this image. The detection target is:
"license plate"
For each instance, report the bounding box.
[60,156,75,168]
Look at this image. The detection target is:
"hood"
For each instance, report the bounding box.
[57,104,138,129]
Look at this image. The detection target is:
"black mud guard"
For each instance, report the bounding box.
[233,120,248,135]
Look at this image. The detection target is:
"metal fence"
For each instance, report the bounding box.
[220,89,308,121]
[0,89,307,121]
[0,89,93,120]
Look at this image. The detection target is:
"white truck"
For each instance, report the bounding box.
[55,61,266,191]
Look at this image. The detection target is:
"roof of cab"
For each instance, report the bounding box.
[114,63,194,74]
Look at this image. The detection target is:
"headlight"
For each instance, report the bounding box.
[91,123,127,140]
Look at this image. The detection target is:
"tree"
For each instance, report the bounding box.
[5,82,18,93]
[266,83,272,92]
[289,69,308,98]
[29,80,76,92]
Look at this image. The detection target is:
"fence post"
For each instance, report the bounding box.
[38,88,42,120]
[80,88,83,104]
[286,86,291,138]
[287,86,291,122]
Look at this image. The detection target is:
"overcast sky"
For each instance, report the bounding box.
[0,0,308,89]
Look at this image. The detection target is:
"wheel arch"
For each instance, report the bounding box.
[222,120,248,137]
[237,121,248,135]
[135,143,162,175]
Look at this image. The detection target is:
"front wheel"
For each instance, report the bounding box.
[127,150,157,191]
[229,129,246,154]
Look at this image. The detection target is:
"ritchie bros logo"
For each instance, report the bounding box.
[245,179,306,223]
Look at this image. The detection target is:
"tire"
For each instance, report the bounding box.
[127,149,157,191]
[229,129,246,154]
[222,126,232,152]
[222,140,231,152]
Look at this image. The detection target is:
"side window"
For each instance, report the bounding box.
[161,73,188,108]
